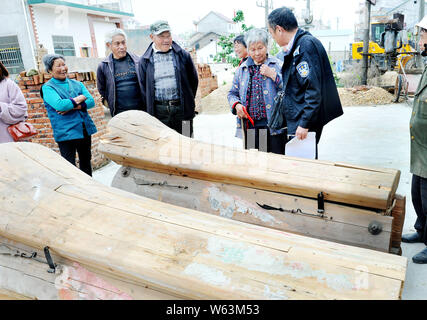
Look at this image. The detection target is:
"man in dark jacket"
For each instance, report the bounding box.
[268,7,343,157]
[138,20,198,137]
[97,29,144,117]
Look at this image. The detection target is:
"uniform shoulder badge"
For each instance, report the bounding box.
[297,61,310,78]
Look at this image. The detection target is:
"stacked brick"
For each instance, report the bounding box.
[197,64,219,98]
[18,72,109,170]
[189,49,219,113]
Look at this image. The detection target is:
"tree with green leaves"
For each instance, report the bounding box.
[214,10,253,67]
[214,10,281,67]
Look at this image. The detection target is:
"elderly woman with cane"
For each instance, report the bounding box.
[228,28,284,154]
[41,54,97,176]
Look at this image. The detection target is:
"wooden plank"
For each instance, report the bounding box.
[0,142,407,300]
[112,167,393,253]
[390,195,406,255]
[0,238,179,300]
[0,289,31,300]
[98,111,400,210]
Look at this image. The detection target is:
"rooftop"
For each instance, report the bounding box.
[27,0,134,18]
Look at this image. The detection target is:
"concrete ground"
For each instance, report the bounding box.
[93,101,426,300]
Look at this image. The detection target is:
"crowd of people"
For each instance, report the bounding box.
[0,7,426,264]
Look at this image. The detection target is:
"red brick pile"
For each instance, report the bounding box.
[17,72,109,170]
[197,64,219,98]
[189,49,219,113]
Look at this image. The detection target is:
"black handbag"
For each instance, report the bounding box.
[268,65,292,132]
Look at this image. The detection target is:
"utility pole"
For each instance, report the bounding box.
[256,0,273,28]
[361,0,372,85]
[304,0,312,30]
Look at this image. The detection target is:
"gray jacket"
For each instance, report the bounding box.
[96,52,143,117]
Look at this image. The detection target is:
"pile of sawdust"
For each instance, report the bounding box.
[338,86,395,106]
[200,83,232,114]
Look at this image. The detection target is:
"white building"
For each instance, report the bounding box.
[1,0,134,74]
[189,11,238,64]
[311,29,354,54]
[194,11,239,35]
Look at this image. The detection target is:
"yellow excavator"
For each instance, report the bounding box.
[351,13,422,101]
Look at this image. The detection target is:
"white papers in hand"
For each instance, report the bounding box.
[285,132,316,159]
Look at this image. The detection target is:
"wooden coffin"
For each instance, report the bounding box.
[112,167,405,254]
[0,143,407,300]
[99,111,400,211]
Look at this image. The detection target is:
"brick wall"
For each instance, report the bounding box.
[18,72,109,170]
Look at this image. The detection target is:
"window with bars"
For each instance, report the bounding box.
[0,35,25,75]
[52,35,76,56]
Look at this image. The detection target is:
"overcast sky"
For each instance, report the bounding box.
[131,0,361,34]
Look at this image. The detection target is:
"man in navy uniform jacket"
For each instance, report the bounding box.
[268,7,343,157]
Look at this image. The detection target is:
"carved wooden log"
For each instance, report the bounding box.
[99,111,400,211]
[0,143,407,299]
[112,167,396,253]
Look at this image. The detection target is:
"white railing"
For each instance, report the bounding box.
[66,0,133,14]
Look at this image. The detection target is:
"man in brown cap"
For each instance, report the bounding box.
[138,20,198,137]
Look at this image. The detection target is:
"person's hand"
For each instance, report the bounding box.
[57,105,82,115]
[260,65,277,81]
[295,126,309,140]
[235,104,248,119]
[73,95,87,105]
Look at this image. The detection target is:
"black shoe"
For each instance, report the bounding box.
[402,232,424,243]
[413,248,427,264]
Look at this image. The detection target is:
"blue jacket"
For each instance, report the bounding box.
[228,56,284,137]
[97,52,143,117]
[281,29,343,140]
[138,42,199,120]
[42,78,97,142]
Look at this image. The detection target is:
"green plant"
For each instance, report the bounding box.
[270,41,280,57]
[213,10,254,67]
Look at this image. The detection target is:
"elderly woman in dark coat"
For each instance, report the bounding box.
[0,61,28,143]
[41,54,97,176]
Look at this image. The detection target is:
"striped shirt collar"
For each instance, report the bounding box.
[282,30,298,57]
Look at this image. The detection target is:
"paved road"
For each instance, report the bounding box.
[94,102,426,300]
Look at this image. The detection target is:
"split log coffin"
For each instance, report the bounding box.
[99,112,400,211]
[112,167,405,254]
[99,111,405,254]
[0,143,407,299]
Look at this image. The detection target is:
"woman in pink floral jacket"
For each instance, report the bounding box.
[0,62,28,143]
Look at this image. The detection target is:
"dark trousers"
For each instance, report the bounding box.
[244,122,286,155]
[412,174,427,245]
[155,104,193,137]
[57,133,93,177]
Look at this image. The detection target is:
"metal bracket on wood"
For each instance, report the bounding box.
[256,202,329,220]
[317,192,325,217]
[368,221,383,235]
[20,252,37,259]
[44,246,57,274]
